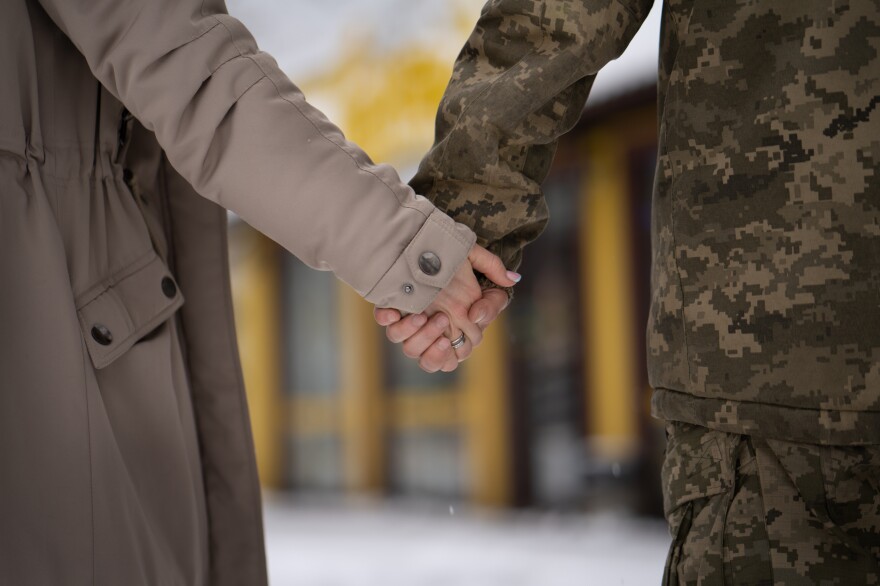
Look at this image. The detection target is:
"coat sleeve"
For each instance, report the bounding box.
[410,0,653,274]
[36,0,475,314]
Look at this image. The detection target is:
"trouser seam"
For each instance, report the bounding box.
[751,438,777,586]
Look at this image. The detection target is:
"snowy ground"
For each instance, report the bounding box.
[263,496,671,586]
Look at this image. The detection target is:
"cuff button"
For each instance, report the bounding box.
[418,252,441,276]
[161,277,177,299]
[91,324,113,346]
[403,284,414,295]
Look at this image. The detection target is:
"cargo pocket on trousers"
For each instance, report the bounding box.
[819,445,880,561]
[661,422,735,585]
[76,251,184,369]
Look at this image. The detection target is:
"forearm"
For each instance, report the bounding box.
[412,0,653,270]
[39,0,475,313]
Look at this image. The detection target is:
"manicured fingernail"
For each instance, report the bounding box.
[507,271,522,283]
[435,314,449,328]
[411,314,427,327]
[474,311,487,324]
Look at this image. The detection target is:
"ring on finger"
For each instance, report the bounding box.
[450,333,467,350]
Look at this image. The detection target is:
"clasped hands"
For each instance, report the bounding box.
[374,245,519,373]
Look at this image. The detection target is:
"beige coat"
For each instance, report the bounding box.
[0,1,475,584]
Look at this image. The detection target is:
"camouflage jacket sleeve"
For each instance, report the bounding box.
[411,0,654,275]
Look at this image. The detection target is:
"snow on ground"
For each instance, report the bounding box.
[263,496,670,586]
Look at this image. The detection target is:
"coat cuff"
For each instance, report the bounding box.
[364,209,476,313]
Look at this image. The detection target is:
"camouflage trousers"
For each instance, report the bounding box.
[662,422,880,585]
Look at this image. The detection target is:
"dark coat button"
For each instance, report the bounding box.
[161,277,177,299]
[91,324,113,346]
[418,252,442,276]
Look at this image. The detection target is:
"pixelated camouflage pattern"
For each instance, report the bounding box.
[411,0,652,270]
[663,422,880,585]
[414,0,880,444]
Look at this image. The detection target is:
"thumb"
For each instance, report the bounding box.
[373,307,402,326]
[468,288,510,326]
[468,245,521,288]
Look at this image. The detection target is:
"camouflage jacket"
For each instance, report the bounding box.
[411,0,880,444]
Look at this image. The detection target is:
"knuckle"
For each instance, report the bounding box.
[387,325,409,344]
[425,346,450,365]
[402,342,420,359]
[419,359,439,373]
[487,293,506,310]
[470,304,490,324]
[450,304,470,321]
[484,300,506,319]
[426,321,446,336]
[430,317,450,334]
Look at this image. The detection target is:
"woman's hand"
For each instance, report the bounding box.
[376,245,519,372]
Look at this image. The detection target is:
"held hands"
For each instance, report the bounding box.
[374,245,519,372]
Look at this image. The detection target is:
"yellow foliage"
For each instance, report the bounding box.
[300,1,484,169]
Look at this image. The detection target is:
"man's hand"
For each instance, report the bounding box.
[375,245,518,373]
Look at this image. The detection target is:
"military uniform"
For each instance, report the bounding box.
[413,0,880,581]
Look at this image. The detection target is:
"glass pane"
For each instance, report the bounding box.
[507,168,585,507]
[383,331,459,391]
[282,254,340,394]
[287,435,344,491]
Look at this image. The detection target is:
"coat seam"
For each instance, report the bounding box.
[614,0,643,23]
[653,386,880,414]
[226,70,267,105]
[423,210,475,248]
[160,157,265,583]
[74,248,156,309]
[362,241,419,302]
[79,338,96,585]
[216,218,268,585]
[656,0,695,391]
[660,53,693,388]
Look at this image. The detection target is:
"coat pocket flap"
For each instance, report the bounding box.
[77,252,184,369]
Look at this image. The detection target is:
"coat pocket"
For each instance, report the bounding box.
[76,251,184,369]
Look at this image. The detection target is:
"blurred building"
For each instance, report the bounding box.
[226,0,665,515]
